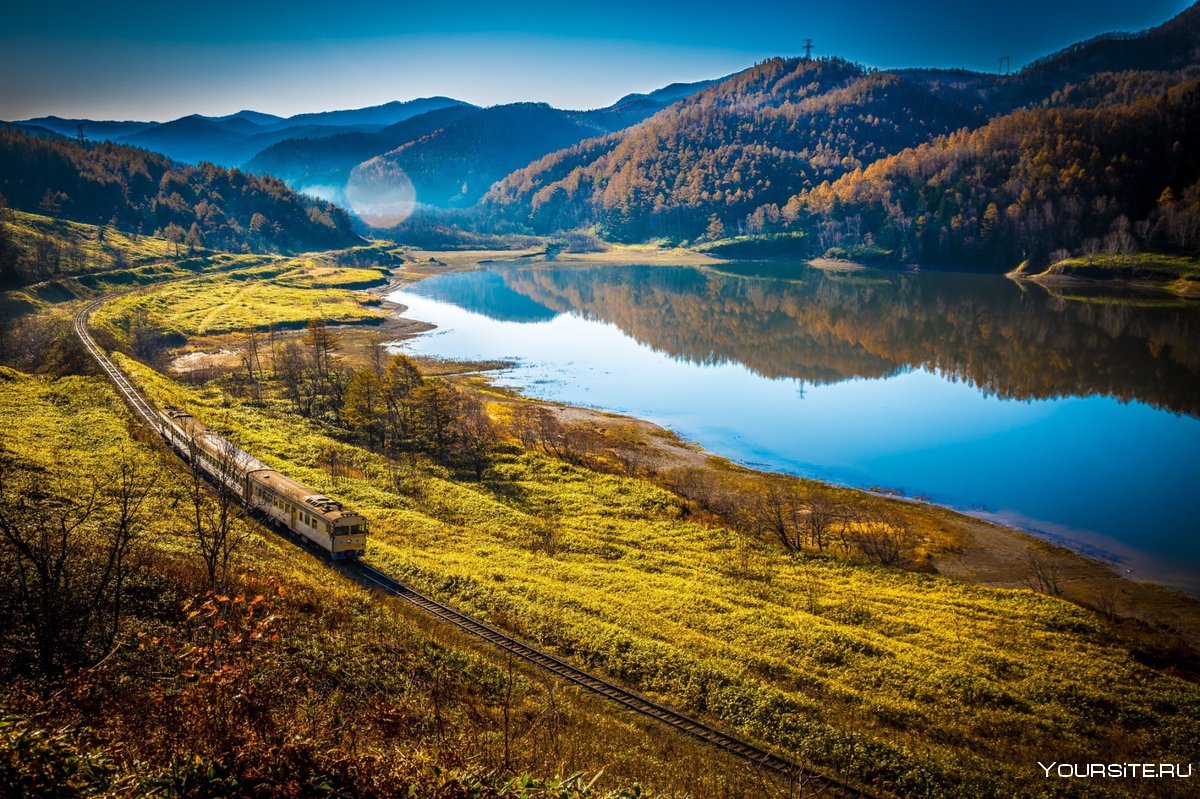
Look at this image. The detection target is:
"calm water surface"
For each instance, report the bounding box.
[387,262,1200,592]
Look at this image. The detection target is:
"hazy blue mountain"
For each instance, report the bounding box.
[203,109,286,126]
[244,104,482,197]
[280,97,468,129]
[244,79,718,210]
[16,116,155,140]
[8,98,475,169]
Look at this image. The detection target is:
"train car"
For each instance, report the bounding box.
[247,471,368,560]
[158,407,368,559]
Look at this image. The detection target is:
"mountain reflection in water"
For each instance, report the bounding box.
[388,262,1200,592]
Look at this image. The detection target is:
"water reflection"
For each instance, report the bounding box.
[388,263,1200,591]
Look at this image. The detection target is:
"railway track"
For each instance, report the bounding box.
[73,293,875,798]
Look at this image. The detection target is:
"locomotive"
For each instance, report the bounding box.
[158,407,367,559]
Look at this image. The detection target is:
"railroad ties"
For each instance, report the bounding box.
[351,564,872,795]
[74,294,875,799]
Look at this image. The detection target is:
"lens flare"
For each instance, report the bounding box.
[345,157,416,228]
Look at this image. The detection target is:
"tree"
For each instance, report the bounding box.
[37,189,62,215]
[411,380,461,455]
[705,214,725,241]
[239,328,264,403]
[344,369,385,446]
[182,431,251,590]
[805,492,841,553]
[749,483,805,552]
[163,222,186,256]
[302,318,340,382]
[449,395,499,479]
[0,447,158,675]
[185,221,204,251]
[842,509,917,566]
[274,341,308,414]
[382,354,424,453]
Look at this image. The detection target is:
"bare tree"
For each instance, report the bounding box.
[1020,551,1064,596]
[514,406,585,464]
[275,341,308,415]
[450,395,500,479]
[302,317,340,382]
[181,432,251,590]
[0,447,157,675]
[1093,581,1122,622]
[239,327,263,404]
[804,492,841,553]
[843,509,917,566]
[750,483,805,552]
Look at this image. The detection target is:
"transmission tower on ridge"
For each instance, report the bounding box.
[999,56,1012,75]
[76,123,86,144]
[803,38,814,61]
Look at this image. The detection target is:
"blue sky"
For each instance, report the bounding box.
[1,0,1192,120]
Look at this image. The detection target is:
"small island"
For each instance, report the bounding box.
[1009,253,1200,298]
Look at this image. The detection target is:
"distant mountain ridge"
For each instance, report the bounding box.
[8,97,473,169]
[244,78,719,208]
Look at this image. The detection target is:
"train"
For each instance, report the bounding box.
[157,407,368,559]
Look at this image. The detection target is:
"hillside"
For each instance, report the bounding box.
[482,3,1200,253]
[484,58,986,240]
[0,366,751,799]
[0,128,360,256]
[794,78,1200,268]
[56,247,1200,799]
[245,104,483,199]
[249,81,717,212]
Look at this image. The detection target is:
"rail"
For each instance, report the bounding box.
[73,293,876,797]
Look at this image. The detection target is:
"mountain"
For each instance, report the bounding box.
[280,96,466,129]
[483,3,1200,250]
[244,104,482,199]
[8,98,474,170]
[16,116,155,140]
[244,81,718,211]
[485,58,985,239]
[204,109,286,126]
[118,115,384,168]
[0,128,360,254]
[358,103,622,208]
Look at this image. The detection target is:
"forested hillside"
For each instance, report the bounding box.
[793,78,1200,268]
[481,3,1200,264]
[0,128,360,255]
[484,58,984,239]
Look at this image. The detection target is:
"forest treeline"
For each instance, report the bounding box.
[0,128,360,257]
[796,78,1200,268]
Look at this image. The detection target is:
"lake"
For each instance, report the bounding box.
[387,261,1200,593]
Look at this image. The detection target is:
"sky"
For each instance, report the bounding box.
[1,0,1193,121]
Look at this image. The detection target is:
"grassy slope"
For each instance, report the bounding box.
[93,259,387,338]
[1,211,401,326]
[118,353,1200,799]
[0,368,776,798]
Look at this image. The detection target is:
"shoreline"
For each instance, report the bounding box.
[366,257,1200,655]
